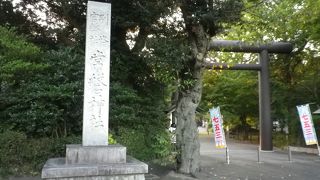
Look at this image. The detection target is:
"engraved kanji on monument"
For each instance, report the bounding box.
[82,0,111,146]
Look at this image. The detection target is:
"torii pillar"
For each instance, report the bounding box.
[207,40,293,151]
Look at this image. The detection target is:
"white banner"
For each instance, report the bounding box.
[297,104,318,145]
[209,106,226,148]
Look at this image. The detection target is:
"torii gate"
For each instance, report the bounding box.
[205,40,293,151]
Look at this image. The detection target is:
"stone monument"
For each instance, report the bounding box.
[41,1,148,179]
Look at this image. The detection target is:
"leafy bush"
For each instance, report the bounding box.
[116,128,151,160]
[0,131,80,177]
[0,131,27,176]
[0,47,84,137]
[272,132,288,149]
[272,132,305,149]
[108,133,117,145]
[0,26,85,137]
[116,127,172,162]
[110,82,172,162]
[149,129,174,165]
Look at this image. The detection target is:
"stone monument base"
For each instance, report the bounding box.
[41,145,148,180]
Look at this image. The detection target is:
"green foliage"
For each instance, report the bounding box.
[110,82,168,131]
[201,70,259,129]
[0,130,80,177]
[272,131,307,149]
[109,83,142,129]
[143,37,189,84]
[0,26,46,134]
[0,131,27,176]
[0,26,44,81]
[108,133,117,145]
[0,26,40,58]
[110,82,171,162]
[0,45,84,137]
[150,130,172,160]
[272,132,288,149]
[116,128,151,160]
[116,127,171,162]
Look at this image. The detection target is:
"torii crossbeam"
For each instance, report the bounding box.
[205,40,293,151]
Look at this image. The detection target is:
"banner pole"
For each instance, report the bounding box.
[288,146,292,162]
[257,146,260,163]
[226,146,230,164]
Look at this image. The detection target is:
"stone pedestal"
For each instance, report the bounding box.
[41,145,148,180]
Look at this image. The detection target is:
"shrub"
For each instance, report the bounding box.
[0,46,84,138]
[0,131,27,176]
[0,131,81,177]
[116,128,151,160]
[273,132,289,149]
[116,127,172,162]
[149,129,174,165]
[108,133,117,144]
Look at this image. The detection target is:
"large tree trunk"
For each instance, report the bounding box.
[176,61,203,175]
[176,1,210,175]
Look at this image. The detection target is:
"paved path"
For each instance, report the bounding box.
[162,135,320,180]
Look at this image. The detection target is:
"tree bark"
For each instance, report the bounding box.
[175,1,210,175]
[176,61,203,175]
[170,62,203,175]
